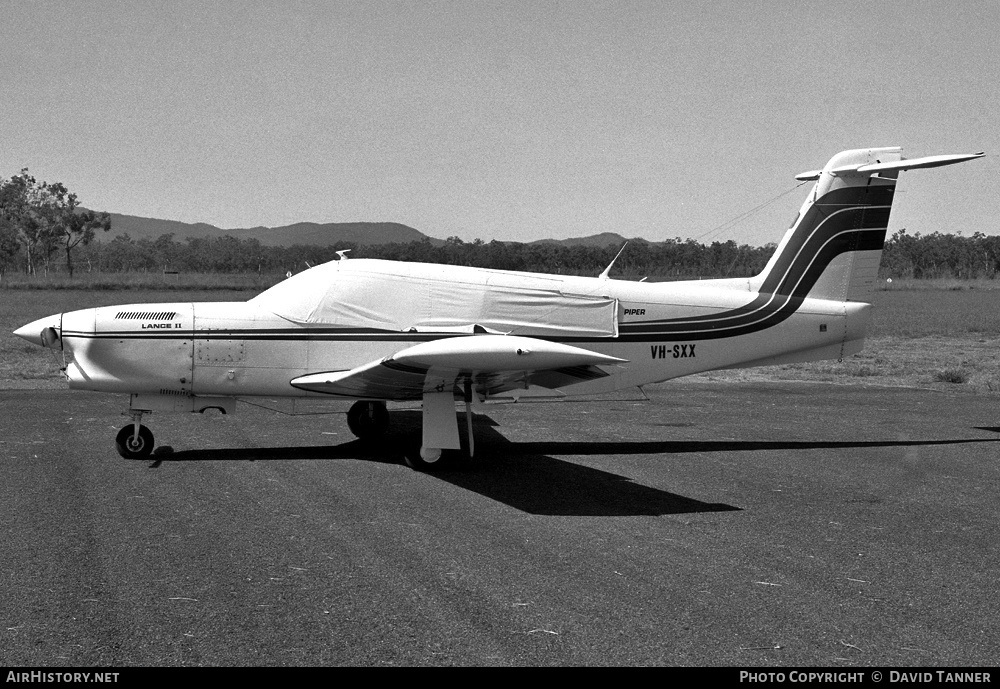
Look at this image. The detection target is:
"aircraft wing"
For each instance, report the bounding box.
[289,334,628,400]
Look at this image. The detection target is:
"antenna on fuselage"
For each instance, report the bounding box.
[336,250,351,261]
[599,242,628,280]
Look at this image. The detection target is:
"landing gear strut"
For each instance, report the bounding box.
[115,410,154,459]
[346,401,390,441]
[403,386,480,472]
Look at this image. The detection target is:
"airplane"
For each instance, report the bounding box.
[14,147,985,470]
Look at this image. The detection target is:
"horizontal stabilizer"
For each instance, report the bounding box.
[856,151,985,173]
[796,151,984,180]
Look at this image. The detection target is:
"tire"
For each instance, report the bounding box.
[115,424,154,459]
[403,446,455,472]
[346,401,390,440]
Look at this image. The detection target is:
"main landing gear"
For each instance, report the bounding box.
[346,400,390,440]
[403,445,452,472]
[115,410,154,459]
[344,399,463,472]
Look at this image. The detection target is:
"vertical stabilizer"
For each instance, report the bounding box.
[751,147,902,303]
[625,149,982,346]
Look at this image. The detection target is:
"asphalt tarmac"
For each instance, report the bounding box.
[1,381,998,667]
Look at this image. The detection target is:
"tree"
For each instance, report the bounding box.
[0,217,19,283]
[0,169,47,275]
[102,234,142,272]
[0,168,110,277]
[37,180,111,277]
[0,177,26,282]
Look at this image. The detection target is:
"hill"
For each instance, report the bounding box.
[103,213,435,247]
[529,232,634,247]
[529,232,628,247]
[100,213,653,249]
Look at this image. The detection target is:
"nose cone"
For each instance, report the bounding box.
[13,315,61,347]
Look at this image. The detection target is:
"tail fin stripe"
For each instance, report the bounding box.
[616,230,882,342]
[620,206,890,334]
[759,206,891,296]
[627,185,895,331]
[616,233,885,340]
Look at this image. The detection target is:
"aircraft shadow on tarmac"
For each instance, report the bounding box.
[147,412,1000,517]
[149,411,734,516]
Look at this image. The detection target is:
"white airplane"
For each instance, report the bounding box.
[14,147,984,469]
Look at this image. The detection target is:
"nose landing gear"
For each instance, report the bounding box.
[115,410,154,459]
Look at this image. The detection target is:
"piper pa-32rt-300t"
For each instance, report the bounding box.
[15,147,985,470]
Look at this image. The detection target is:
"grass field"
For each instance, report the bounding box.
[3,280,1000,394]
[0,271,281,291]
[700,284,1000,392]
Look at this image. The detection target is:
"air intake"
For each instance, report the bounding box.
[115,311,177,321]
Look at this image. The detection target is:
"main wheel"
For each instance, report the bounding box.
[403,446,455,472]
[346,401,390,440]
[115,424,154,459]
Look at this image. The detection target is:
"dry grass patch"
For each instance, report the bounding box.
[697,335,1000,394]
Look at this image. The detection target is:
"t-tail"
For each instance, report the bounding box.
[751,147,984,303]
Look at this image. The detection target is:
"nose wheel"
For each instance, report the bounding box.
[115,422,154,459]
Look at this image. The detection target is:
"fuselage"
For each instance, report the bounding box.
[23,258,872,401]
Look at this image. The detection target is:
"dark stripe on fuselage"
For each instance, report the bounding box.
[616,227,885,340]
[617,183,894,340]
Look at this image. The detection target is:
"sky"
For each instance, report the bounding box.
[2,0,997,246]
